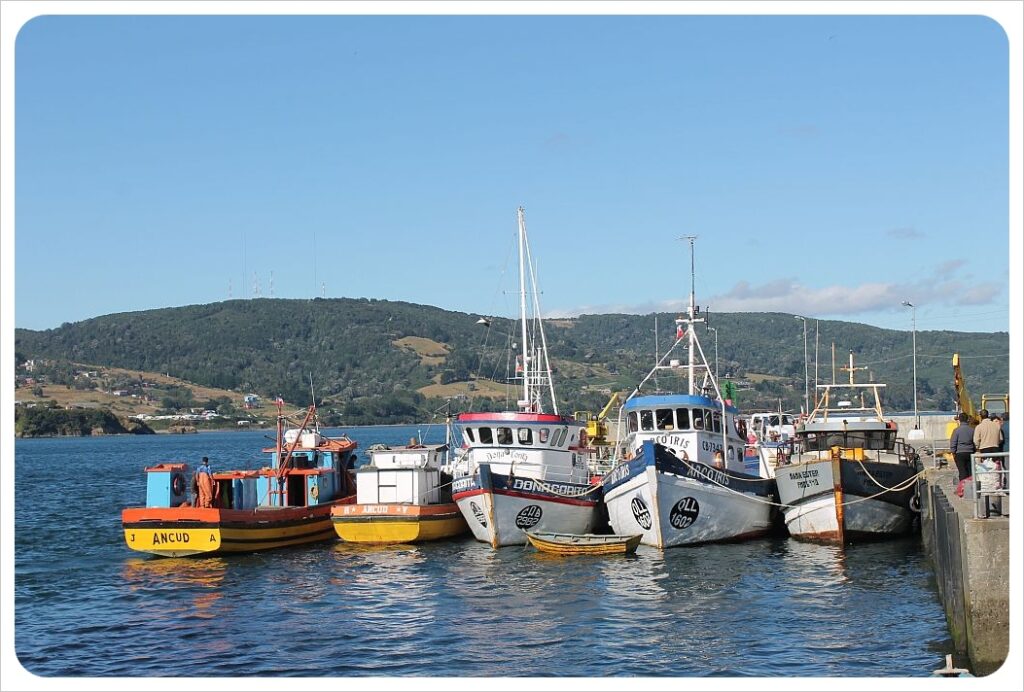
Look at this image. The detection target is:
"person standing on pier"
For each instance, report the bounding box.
[949,413,975,481]
[973,409,1004,459]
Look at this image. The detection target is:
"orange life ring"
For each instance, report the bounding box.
[171,472,186,496]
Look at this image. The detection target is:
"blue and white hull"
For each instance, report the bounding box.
[602,441,775,548]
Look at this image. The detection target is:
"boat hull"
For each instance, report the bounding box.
[330,503,468,544]
[526,531,641,555]
[121,499,352,557]
[775,457,917,543]
[602,442,775,549]
[452,464,600,548]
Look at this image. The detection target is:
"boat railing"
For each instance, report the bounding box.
[970,451,1009,519]
[538,464,593,485]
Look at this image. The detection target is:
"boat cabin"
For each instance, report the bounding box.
[797,420,898,454]
[749,412,796,441]
[455,411,590,484]
[622,394,746,469]
[254,435,358,508]
[458,412,583,449]
[357,443,450,505]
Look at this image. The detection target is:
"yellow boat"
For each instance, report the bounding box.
[331,442,468,544]
[525,531,642,555]
[331,502,467,543]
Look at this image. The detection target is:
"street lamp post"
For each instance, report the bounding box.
[794,315,809,414]
[902,301,919,429]
[708,326,719,381]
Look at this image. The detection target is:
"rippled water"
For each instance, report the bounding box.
[14,427,954,677]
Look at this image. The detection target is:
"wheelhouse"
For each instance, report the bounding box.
[797,423,897,452]
[623,394,738,436]
[456,412,584,450]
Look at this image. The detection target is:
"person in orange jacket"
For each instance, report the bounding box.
[195,457,215,508]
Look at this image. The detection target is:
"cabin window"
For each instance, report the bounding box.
[676,408,690,430]
[712,411,722,433]
[497,427,513,445]
[518,427,533,444]
[627,412,638,433]
[640,410,654,431]
[656,408,674,431]
[555,427,568,446]
[464,428,476,444]
[692,410,704,430]
[478,427,493,444]
[539,428,550,443]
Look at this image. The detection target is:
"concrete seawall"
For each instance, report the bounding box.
[919,464,1009,676]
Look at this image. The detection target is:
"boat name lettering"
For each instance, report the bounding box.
[655,434,689,448]
[151,531,190,546]
[469,501,487,527]
[485,451,529,462]
[363,505,405,515]
[453,478,475,492]
[686,464,730,487]
[788,470,819,480]
[515,505,543,529]
[631,496,652,530]
[796,478,819,489]
[669,497,700,530]
[511,478,578,496]
[605,464,631,485]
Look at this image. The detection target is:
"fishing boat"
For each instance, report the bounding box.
[450,207,601,548]
[773,351,921,543]
[121,404,358,557]
[331,438,468,544]
[600,237,776,549]
[525,531,642,555]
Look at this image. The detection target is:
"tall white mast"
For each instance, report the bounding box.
[517,207,532,412]
[683,235,698,396]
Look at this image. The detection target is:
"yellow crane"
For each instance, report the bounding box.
[574,392,621,446]
[947,352,1009,437]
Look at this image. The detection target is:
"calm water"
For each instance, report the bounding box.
[14,426,955,677]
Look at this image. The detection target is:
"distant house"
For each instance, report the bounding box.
[243,394,262,410]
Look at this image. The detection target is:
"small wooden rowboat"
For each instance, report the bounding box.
[525,531,642,556]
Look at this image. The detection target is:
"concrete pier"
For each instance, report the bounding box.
[919,463,1009,676]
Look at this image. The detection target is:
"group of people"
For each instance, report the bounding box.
[948,409,1009,482]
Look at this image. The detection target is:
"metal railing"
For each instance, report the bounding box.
[971,451,1009,519]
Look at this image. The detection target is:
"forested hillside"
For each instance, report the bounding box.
[14,298,1009,424]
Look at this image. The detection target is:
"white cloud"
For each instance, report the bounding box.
[547,259,1003,318]
[885,226,925,240]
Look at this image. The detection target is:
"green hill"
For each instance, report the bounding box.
[14,298,1009,424]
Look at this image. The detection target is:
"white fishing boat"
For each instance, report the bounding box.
[774,351,921,543]
[450,208,600,548]
[600,238,776,549]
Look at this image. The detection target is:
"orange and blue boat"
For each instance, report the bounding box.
[122,405,358,557]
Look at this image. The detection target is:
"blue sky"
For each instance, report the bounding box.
[10,12,1015,334]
